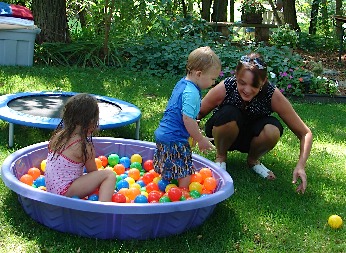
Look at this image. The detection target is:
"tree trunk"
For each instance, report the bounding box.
[201,0,212,21]
[282,0,300,31]
[211,0,227,22]
[32,0,70,43]
[268,0,282,25]
[229,0,235,22]
[181,0,187,18]
[335,0,342,39]
[309,0,320,35]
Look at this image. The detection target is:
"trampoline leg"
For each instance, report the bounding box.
[135,120,140,140]
[9,123,14,148]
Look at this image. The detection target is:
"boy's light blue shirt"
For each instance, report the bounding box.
[155,77,201,142]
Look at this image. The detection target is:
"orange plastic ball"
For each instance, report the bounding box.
[146,182,159,193]
[190,172,203,184]
[189,182,203,194]
[128,168,141,181]
[95,158,103,169]
[27,167,41,180]
[98,155,108,167]
[203,176,217,191]
[118,188,129,197]
[20,174,34,186]
[127,188,141,201]
[113,164,125,175]
[199,168,213,181]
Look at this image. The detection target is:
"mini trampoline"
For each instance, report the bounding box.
[0,91,141,147]
[1,137,234,240]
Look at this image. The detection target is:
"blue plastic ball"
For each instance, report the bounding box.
[116,179,129,190]
[71,195,80,199]
[136,180,146,187]
[34,175,46,187]
[134,195,148,203]
[119,156,131,168]
[158,179,170,192]
[88,194,99,201]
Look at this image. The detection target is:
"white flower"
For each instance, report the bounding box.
[270,72,276,79]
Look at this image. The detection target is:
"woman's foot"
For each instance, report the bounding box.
[248,162,276,180]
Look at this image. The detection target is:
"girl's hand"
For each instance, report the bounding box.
[292,166,307,194]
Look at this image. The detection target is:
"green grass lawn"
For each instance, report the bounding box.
[0,66,345,253]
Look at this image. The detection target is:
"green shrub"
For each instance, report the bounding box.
[270,24,299,48]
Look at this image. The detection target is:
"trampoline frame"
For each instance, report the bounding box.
[0,91,141,147]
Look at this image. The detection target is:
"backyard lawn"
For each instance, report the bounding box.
[0,66,345,253]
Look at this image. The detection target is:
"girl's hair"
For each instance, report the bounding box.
[186,46,221,74]
[235,52,268,88]
[51,93,99,163]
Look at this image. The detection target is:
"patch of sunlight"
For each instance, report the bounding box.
[313,142,346,157]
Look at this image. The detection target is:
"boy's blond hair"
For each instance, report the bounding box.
[186,46,221,74]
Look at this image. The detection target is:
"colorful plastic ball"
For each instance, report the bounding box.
[153,176,161,184]
[104,166,113,171]
[189,182,203,194]
[146,182,159,193]
[168,187,182,202]
[159,195,171,203]
[108,154,120,166]
[98,155,108,167]
[157,178,170,192]
[117,188,129,197]
[134,194,148,203]
[116,179,129,190]
[130,162,142,170]
[165,183,178,193]
[120,174,128,179]
[27,167,41,180]
[201,188,213,195]
[181,190,190,199]
[71,196,80,199]
[189,190,201,199]
[125,177,135,185]
[130,183,141,190]
[34,175,46,187]
[170,179,178,186]
[203,176,217,191]
[95,158,103,169]
[88,194,99,201]
[131,154,142,164]
[119,156,131,168]
[148,190,162,203]
[149,169,160,178]
[143,160,154,172]
[180,195,186,201]
[40,159,47,172]
[38,186,46,191]
[128,168,141,180]
[141,191,149,198]
[127,188,141,201]
[113,164,125,175]
[112,193,126,203]
[199,168,213,180]
[328,215,343,229]
[190,172,203,184]
[142,172,155,185]
[136,180,146,187]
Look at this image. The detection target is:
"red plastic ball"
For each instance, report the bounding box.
[98,155,108,167]
[168,187,182,202]
[146,182,159,193]
[112,193,126,203]
[142,172,155,185]
[148,190,162,203]
[143,160,154,172]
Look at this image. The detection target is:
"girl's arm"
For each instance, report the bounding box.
[84,143,98,173]
[271,88,313,193]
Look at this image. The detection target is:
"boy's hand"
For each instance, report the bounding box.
[198,137,215,153]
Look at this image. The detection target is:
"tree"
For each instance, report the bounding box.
[201,0,227,22]
[335,0,343,39]
[309,0,320,34]
[32,0,70,43]
[283,0,300,31]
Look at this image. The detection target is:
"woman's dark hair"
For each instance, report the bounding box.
[51,93,99,164]
[235,52,268,88]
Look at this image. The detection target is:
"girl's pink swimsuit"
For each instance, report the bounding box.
[44,139,84,195]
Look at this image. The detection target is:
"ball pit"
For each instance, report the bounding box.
[1,137,234,240]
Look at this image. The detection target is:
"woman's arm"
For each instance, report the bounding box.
[271,88,313,193]
[197,80,227,120]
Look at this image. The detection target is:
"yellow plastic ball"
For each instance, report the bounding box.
[124,177,135,185]
[153,176,162,184]
[141,191,149,198]
[131,154,142,164]
[130,183,141,190]
[328,215,343,229]
[40,159,47,172]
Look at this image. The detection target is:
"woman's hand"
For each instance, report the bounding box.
[292,166,307,194]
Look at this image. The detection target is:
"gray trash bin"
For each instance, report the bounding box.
[0,28,41,66]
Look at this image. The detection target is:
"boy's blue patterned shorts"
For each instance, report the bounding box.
[153,141,195,180]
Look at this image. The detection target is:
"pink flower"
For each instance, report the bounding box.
[280,88,285,93]
[287,84,292,89]
[219,71,224,77]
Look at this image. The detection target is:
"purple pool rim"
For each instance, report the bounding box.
[1,137,234,240]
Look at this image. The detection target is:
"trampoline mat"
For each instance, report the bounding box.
[7,95,122,119]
